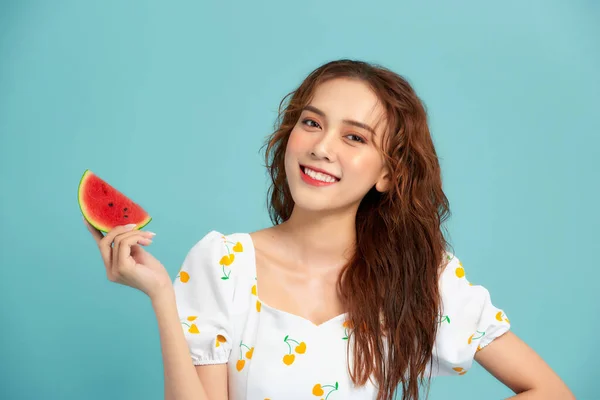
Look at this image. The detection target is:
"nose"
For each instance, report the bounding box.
[310,131,337,162]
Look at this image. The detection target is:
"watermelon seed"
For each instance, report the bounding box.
[123,207,128,211]
[108,202,114,207]
[124,215,128,218]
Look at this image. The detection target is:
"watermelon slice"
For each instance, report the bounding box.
[78,169,152,232]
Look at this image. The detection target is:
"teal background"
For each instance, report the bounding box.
[1,0,597,399]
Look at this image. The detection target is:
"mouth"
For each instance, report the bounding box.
[299,164,340,186]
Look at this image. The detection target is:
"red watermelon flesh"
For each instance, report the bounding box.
[78,169,152,232]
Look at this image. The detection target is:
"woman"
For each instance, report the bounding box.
[84,59,574,400]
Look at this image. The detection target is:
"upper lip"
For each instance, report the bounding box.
[300,164,341,180]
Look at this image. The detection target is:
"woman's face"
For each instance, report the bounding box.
[284,77,390,214]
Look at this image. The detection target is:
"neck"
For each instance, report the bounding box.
[276,206,357,270]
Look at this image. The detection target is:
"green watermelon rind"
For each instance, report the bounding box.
[78,169,152,233]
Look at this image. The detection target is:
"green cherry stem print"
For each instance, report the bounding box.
[224,238,244,253]
[282,335,306,365]
[218,236,244,280]
[220,263,232,280]
[312,381,339,399]
[180,316,199,334]
[240,342,254,359]
[342,320,352,340]
[468,330,485,344]
[236,340,253,371]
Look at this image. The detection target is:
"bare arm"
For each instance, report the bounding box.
[152,289,228,400]
[475,331,575,399]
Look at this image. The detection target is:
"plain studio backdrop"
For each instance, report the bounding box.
[0,1,597,399]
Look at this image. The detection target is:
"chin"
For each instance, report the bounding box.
[288,185,330,210]
[294,198,336,213]
[288,184,364,216]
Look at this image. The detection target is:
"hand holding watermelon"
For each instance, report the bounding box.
[84,219,172,298]
[79,170,172,299]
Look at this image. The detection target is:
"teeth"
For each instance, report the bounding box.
[304,167,337,183]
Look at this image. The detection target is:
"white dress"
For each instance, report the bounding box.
[173,230,511,400]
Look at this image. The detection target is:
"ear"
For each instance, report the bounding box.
[374,168,392,193]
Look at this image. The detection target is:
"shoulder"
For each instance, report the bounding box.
[247,226,279,249]
[437,251,507,321]
[173,229,254,365]
[186,229,253,259]
[438,251,470,293]
[437,251,506,309]
[432,251,511,376]
[187,229,247,252]
[175,229,255,284]
[247,225,285,262]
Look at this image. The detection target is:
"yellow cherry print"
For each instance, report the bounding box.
[283,354,295,365]
[295,342,307,354]
[219,251,235,280]
[222,236,243,253]
[236,340,253,371]
[233,242,243,252]
[312,384,324,396]
[251,278,261,311]
[342,319,354,340]
[453,367,467,375]
[246,347,254,359]
[236,359,245,371]
[496,311,510,323]
[220,254,234,266]
[313,381,339,398]
[180,317,199,334]
[215,334,227,347]
[455,263,465,278]
[219,237,243,279]
[283,335,306,365]
[177,270,190,283]
[468,330,485,344]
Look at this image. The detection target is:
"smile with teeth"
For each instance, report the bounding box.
[301,166,339,183]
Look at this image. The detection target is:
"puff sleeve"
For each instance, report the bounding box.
[432,253,511,376]
[172,230,235,365]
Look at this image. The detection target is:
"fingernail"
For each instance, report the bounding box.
[146,231,156,236]
[124,224,137,230]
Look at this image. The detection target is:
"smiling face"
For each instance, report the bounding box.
[284,77,391,214]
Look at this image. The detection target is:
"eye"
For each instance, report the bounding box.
[346,134,366,144]
[301,118,321,129]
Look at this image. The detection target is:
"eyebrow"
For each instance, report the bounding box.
[302,105,377,136]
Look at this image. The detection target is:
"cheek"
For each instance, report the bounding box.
[344,153,383,180]
[285,128,307,154]
[284,129,306,174]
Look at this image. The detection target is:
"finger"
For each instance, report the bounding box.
[99,224,138,264]
[83,217,104,243]
[114,231,156,272]
[112,230,142,276]
[112,229,155,258]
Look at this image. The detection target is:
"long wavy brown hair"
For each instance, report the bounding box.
[261,59,452,400]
